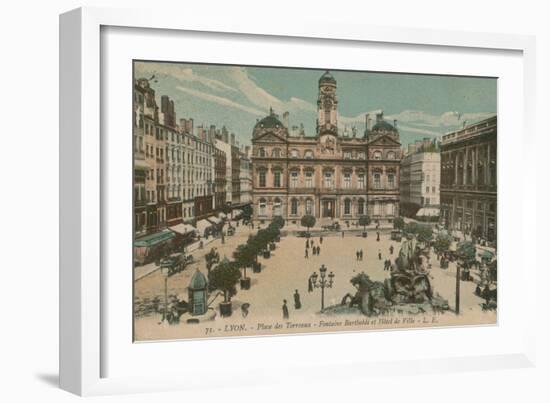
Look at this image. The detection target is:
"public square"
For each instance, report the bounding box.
[134,222,496,341]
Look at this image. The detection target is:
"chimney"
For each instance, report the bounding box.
[376,112,383,123]
[365,114,370,131]
[283,111,289,128]
[367,118,372,131]
[393,119,397,129]
[230,133,235,146]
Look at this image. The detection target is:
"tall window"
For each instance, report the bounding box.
[259,171,266,187]
[358,199,365,215]
[358,174,365,189]
[373,172,381,188]
[259,198,266,216]
[273,171,281,188]
[290,171,298,188]
[305,199,313,215]
[305,171,313,188]
[373,151,382,160]
[273,198,282,216]
[344,199,351,215]
[387,151,396,160]
[388,173,395,188]
[344,151,351,159]
[343,172,351,189]
[324,172,333,189]
[272,148,281,158]
[291,198,298,215]
[259,148,266,157]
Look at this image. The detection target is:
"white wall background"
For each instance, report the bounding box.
[0,0,548,402]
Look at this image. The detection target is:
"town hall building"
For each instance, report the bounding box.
[251,71,401,225]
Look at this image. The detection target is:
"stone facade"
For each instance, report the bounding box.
[440,116,497,242]
[251,71,401,225]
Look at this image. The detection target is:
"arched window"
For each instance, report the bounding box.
[258,148,266,157]
[373,150,382,160]
[387,151,396,160]
[273,198,282,216]
[372,170,382,188]
[291,198,298,215]
[290,149,299,158]
[259,198,267,216]
[344,199,351,215]
[304,150,314,159]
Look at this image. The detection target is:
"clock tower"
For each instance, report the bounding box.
[317,71,338,136]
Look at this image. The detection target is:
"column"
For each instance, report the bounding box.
[486,143,491,185]
[454,152,459,185]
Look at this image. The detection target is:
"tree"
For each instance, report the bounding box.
[233,243,254,279]
[272,215,285,229]
[358,215,371,232]
[208,258,241,303]
[457,241,476,269]
[242,204,253,220]
[205,248,220,275]
[393,217,405,231]
[434,232,453,253]
[301,215,316,235]
[404,222,433,243]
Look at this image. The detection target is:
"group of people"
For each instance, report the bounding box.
[304,237,322,258]
[282,289,302,319]
[355,249,364,261]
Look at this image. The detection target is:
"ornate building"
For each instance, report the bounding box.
[251,71,401,225]
[440,116,497,242]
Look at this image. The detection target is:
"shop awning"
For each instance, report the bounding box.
[207,216,222,225]
[416,207,440,217]
[195,219,212,235]
[168,223,196,236]
[134,230,175,247]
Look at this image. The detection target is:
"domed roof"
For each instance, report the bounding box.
[372,120,397,132]
[255,114,284,129]
[189,269,208,290]
[319,70,336,84]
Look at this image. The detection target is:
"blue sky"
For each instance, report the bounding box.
[134,61,496,147]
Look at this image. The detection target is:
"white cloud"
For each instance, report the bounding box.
[176,86,265,116]
[135,62,237,93]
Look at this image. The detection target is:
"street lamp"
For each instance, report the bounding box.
[310,264,335,311]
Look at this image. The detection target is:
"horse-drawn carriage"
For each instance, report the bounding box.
[160,253,194,276]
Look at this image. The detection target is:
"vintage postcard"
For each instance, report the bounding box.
[133,61,497,341]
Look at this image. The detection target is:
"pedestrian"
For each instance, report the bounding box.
[306,239,309,249]
[320,236,323,244]
[294,290,302,309]
[305,248,309,259]
[308,276,313,293]
[389,245,394,255]
[317,245,321,255]
[376,231,380,242]
[356,250,359,261]
[360,249,363,261]
[342,231,345,238]
[282,299,289,319]
[378,250,382,260]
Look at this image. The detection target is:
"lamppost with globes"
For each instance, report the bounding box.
[310,264,335,311]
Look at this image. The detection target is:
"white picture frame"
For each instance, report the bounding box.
[60,6,537,396]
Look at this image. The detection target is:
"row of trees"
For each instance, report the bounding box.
[207,217,286,317]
